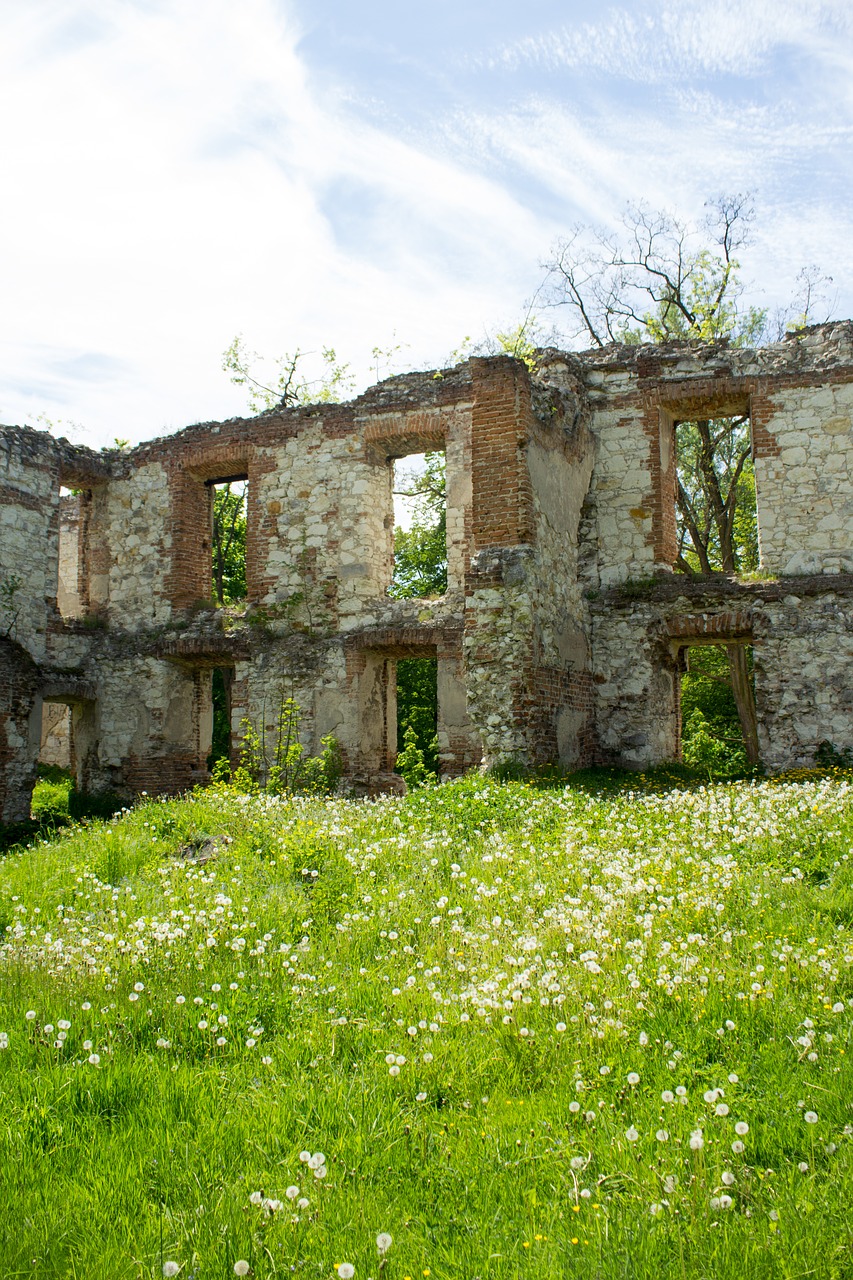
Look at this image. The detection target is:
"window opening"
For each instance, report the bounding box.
[57,486,91,619]
[674,415,757,576]
[388,452,447,598]
[680,642,759,775]
[396,656,439,780]
[209,478,247,605]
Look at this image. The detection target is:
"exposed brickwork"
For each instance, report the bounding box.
[469,357,536,549]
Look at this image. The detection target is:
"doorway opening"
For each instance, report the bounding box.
[208,666,235,770]
[680,642,759,774]
[395,656,439,779]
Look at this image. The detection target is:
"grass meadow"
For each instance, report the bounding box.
[1,772,852,1279]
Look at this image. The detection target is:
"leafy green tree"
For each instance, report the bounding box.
[389,452,447,600]
[222,337,354,413]
[212,482,247,605]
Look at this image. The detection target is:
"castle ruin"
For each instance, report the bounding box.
[2,324,852,822]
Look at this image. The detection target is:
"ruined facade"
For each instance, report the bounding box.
[1,324,852,822]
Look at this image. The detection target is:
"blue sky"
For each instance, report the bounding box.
[1,0,851,448]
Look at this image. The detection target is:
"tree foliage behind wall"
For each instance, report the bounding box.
[212,483,247,605]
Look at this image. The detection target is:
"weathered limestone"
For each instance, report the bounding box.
[1,324,852,821]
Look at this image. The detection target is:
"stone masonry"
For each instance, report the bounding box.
[1,324,852,821]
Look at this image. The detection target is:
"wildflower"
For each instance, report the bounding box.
[627,1072,640,1085]
[88,1053,100,1066]
[416,1092,427,1102]
[625,1126,639,1142]
[376,1233,393,1253]
[703,1089,719,1104]
[732,1140,745,1154]
[261,1056,272,1065]
[337,1266,355,1279]
[656,1130,669,1142]
[650,1203,663,1215]
[198,1020,208,1031]
[389,1065,400,1076]
[25,1011,37,1021]
[715,1103,730,1117]
[299,1151,311,1163]
[719,1194,734,1210]
[134,982,144,992]
[163,1265,180,1277]
[314,1165,327,1179]
[216,1037,227,1047]
[804,1111,818,1124]
[233,1264,250,1277]
[734,1121,749,1136]
[556,1022,567,1033]
[569,1101,580,1113]
[689,1130,704,1151]
[285,1186,300,1200]
[297,1197,309,1209]
[249,1192,263,1206]
[245,1038,256,1049]
[721,1171,735,1186]
[661,1090,674,1103]
[675,1086,687,1097]
[599,1065,611,1076]
[798,1162,808,1173]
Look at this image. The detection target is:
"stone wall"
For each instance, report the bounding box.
[2,324,852,820]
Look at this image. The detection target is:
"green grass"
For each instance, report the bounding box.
[1,773,852,1279]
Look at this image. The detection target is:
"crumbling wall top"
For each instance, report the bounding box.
[538,321,853,384]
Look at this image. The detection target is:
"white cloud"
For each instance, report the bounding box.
[478,0,853,81]
[1,0,851,447]
[0,0,551,445]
